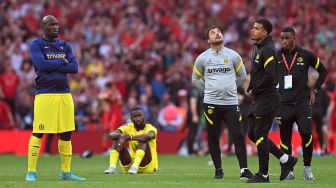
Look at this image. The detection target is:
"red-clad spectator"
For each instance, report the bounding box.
[0,97,15,130]
[327,90,336,133]
[0,60,20,119]
[99,82,124,153]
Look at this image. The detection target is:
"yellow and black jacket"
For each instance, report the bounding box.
[248,36,279,99]
[277,45,327,105]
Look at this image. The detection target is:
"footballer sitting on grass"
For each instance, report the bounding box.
[104,107,158,174]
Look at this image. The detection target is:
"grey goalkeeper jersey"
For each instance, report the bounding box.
[191,47,247,105]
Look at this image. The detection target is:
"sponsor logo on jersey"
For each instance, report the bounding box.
[207,67,231,74]
[47,53,66,59]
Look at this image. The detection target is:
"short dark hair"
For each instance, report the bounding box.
[206,26,220,39]
[256,19,273,34]
[282,27,296,36]
[130,106,144,114]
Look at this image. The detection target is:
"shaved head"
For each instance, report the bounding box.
[41,15,59,41]
[41,15,57,26]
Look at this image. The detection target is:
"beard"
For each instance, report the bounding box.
[134,120,145,128]
[210,39,223,45]
[47,32,59,39]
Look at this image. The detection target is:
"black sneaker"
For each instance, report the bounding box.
[246,172,270,183]
[240,169,254,180]
[214,168,223,179]
[280,156,298,181]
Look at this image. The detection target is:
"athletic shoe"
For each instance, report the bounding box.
[246,172,270,183]
[240,169,254,180]
[303,166,315,180]
[214,168,223,179]
[280,156,298,181]
[25,172,36,182]
[128,164,139,174]
[104,166,117,174]
[60,172,85,181]
[285,171,295,180]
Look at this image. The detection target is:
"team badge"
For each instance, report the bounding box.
[39,124,44,130]
[297,57,303,62]
[207,109,213,114]
[256,54,260,60]
[223,58,228,64]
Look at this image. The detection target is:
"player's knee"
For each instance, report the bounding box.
[32,133,44,138]
[137,142,148,150]
[111,141,118,149]
[233,133,244,144]
[248,132,255,143]
[302,133,312,142]
[58,131,72,141]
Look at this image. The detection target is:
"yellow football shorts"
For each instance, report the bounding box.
[33,93,75,133]
[120,159,155,174]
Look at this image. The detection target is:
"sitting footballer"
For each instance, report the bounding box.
[104,106,158,174]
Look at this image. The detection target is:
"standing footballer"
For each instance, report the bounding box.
[25,15,85,181]
[247,19,298,183]
[276,27,327,180]
[192,26,254,180]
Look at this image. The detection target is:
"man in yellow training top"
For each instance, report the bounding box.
[104,106,158,174]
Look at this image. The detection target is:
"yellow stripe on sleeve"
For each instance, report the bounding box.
[264,56,274,68]
[280,142,289,150]
[305,135,312,148]
[315,57,320,70]
[235,60,243,73]
[256,137,264,146]
[193,65,202,77]
[203,112,213,125]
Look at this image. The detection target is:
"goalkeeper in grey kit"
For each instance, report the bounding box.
[192,26,253,180]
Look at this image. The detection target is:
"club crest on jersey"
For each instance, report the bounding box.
[297,57,303,62]
[207,109,213,114]
[223,58,228,64]
[255,54,260,63]
[39,124,44,130]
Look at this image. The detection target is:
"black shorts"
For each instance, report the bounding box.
[276,100,312,134]
[248,95,280,117]
[203,103,243,132]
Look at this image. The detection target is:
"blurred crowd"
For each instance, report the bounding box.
[0,0,335,154]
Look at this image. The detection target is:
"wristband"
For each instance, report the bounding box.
[312,88,318,94]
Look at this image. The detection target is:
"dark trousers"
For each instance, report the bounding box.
[313,114,324,150]
[248,112,283,175]
[278,101,313,166]
[204,103,247,170]
[248,97,283,175]
[187,119,199,155]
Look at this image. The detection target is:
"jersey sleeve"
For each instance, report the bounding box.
[29,41,66,71]
[191,55,205,92]
[146,124,158,135]
[252,47,277,94]
[117,123,131,134]
[307,51,327,90]
[56,43,79,74]
[233,52,247,87]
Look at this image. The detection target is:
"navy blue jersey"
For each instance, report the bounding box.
[29,38,78,94]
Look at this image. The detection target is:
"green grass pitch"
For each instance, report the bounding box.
[1,154,335,188]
